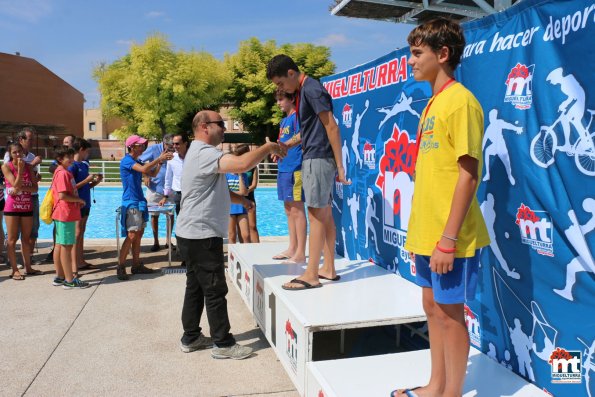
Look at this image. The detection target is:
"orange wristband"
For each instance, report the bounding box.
[435,242,456,254]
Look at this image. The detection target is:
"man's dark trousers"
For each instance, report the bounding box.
[178,236,235,347]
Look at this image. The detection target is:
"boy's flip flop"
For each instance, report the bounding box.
[272,254,290,260]
[282,278,322,291]
[319,274,341,281]
[390,387,420,397]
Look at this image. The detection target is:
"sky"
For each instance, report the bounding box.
[0,0,414,108]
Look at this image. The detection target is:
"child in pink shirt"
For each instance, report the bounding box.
[51,147,89,289]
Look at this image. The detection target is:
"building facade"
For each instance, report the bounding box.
[0,52,84,156]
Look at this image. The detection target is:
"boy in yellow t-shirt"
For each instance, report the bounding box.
[392,18,490,397]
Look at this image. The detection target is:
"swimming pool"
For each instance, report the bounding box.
[6,187,289,239]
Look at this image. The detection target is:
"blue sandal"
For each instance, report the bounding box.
[390,387,420,397]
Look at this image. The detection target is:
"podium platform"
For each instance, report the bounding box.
[228,242,426,395]
[305,348,550,397]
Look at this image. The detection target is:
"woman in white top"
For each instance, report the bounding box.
[160,132,189,215]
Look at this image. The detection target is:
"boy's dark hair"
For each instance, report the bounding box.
[407,17,465,70]
[266,54,300,80]
[235,144,250,156]
[73,137,91,152]
[54,146,75,162]
[275,88,295,101]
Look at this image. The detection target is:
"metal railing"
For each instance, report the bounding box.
[35,160,279,184]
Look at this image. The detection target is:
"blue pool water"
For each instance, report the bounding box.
[15,187,289,239]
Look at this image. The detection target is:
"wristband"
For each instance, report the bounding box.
[441,233,458,242]
[435,242,456,254]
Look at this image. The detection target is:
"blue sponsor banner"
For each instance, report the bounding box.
[322,0,594,395]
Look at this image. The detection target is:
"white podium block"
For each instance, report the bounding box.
[229,242,312,316]
[306,349,550,397]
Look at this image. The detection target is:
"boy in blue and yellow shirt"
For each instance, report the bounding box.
[393,18,490,397]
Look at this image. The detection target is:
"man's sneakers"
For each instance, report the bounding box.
[63,278,90,289]
[52,277,65,286]
[180,333,213,353]
[211,343,253,360]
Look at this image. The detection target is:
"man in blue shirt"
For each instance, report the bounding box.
[139,134,174,251]
[118,135,173,281]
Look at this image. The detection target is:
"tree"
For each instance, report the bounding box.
[94,34,230,139]
[224,38,335,143]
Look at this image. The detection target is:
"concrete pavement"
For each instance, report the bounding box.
[0,239,298,397]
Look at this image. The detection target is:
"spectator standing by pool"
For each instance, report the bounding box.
[226,148,251,244]
[118,135,173,281]
[46,134,76,264]
[140,134,174,252]
[236,145,261,243]
[0,170,5,264]
[69,138,103,273]
[2,142,40,280]
[51,146,89,289]
[4,128,43,267]
[161,132,189,216]
[176,109,284,359]
[271,89,307,264]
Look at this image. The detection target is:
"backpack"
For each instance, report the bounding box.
[40,174,57,224]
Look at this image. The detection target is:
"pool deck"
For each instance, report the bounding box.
[0,237,298,397]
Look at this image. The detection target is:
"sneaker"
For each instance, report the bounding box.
[131,265,155,274]
[150,244,160,252]
[52,277,65,286]
[180,333,213,353]
[117,265,129,281]
[44,251,54,263]
[211,343,253,360]
[63,278,90,289]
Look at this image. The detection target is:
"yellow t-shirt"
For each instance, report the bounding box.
[404,83,490,257]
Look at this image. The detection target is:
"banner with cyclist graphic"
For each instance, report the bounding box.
[322,0,594,395]
[462,1,594,396]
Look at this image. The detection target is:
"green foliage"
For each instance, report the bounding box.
[94,34,230,140]
[224,38,335,143]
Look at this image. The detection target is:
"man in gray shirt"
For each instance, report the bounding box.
[176,110,284,359]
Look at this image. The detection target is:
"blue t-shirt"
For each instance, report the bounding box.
[278,112,302,173]
[139,143,167,194]
[68,161,91,209]
[298,77,334,160]
[120,154,146,206]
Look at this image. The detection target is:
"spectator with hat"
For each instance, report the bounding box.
[118,135,173,281]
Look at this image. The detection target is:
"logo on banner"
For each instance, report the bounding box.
[464,305,481,348]
[255,280,264,320]
[363,141,376,169]
[375,125,417,268]
[504,63,534,110]
[549,347,581,383]
[244,272,251,298]
[285,319,298,373]
[515,203,554,256]
[342,103,353,128]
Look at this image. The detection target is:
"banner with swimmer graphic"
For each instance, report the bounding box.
[322,0,594,395]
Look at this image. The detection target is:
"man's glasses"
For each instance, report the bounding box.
[205,120,225,129]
